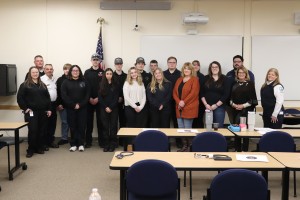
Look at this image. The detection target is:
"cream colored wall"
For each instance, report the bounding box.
[0,0,299,136]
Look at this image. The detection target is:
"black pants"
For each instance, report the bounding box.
[25,110,48,152]
[149,108,171,128]
[118,102,126,129]
[125,106,148,128]
[192,103,205,128]
[263,113,284,129]
[45,102,57,145]
[67,107,87,147]
[85,103,103,146]
[170,100,178,128]
[100,107,118,147]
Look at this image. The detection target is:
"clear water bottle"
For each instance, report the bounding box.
[89,188,101,200]
[205,109,213,131]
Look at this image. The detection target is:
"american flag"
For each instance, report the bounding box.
[96,26,105,70]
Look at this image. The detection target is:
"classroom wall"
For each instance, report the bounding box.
[0,0,299,136]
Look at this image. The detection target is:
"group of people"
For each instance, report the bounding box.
[17,53,285,157]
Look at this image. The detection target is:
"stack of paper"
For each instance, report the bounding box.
[177,129,198,133]
[254,128,275,135]
[236,154,269,162]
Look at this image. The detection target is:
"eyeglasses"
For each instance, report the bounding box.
[92,59,99,61]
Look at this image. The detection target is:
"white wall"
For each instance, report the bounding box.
[0,0,300,136]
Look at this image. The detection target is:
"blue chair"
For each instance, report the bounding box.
[203,169,269,200]
[258,131,297,197]
[133,130,169,152]
[188,132,227,199]
[126,159,180,200]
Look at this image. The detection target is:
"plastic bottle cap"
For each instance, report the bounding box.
[92,188,98,192]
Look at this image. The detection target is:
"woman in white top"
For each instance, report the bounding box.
[260,68,284,129]
[123,67,147,127]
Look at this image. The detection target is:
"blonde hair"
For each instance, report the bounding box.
[235,66,250,81]
[63,63,72,70]
[180,62,196,77]
[126,67,143,85]
[261,68,281,89]
[149,68,168,93]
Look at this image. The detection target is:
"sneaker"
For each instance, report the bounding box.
[78,145,84,152]
[69,146,77,152]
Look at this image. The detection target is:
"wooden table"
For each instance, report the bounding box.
[110,151,285,200]
[0,122,28,180]
[118,128,235,150]
[269,152,300,200]
[117,128,234,137]
[229,129,300,151]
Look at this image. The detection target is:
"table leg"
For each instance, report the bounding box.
[9,129,27,180]
[282,169,289,200]
[120,170,126,200]
[234,136,241,152]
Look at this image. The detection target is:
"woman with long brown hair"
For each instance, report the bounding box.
[17,67,52,158]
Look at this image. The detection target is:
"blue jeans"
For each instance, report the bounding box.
[177,118,193,128]
[59,109,69,140]
[213,107,226,128]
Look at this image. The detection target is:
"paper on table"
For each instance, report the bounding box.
[177,129,198,133]
[254,127,275,135]
[236,154,269,162]
[142,128,159,131]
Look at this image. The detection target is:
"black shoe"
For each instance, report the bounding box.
[85,144,92,148]
[26,151,33,158]
[49,142,59,148]
[36,149,45,154]
[58,139,68,145]
[44,146,49,151]
[108,146,115,152]
[103,147,109,152]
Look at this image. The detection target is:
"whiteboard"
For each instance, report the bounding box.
[141,35,243,75]
[252,36,300,100]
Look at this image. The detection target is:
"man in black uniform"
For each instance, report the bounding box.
[113,57,127,129]
[84,53,104,148]
[163,56,182,147]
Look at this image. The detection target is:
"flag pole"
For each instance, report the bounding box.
[96,17,105,70]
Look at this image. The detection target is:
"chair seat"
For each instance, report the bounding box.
[0,137,24,147]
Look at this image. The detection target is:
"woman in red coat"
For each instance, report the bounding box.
[173,62,199,151]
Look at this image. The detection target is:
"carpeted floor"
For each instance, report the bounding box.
[0,139,298,200]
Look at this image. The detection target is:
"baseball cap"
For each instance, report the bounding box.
[91,53,101,60]
[114,57,123,65]
[136,57,145,64]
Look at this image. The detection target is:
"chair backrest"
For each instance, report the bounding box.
[126,159,179,200]
[258,131,295,152]
[283,108,300,125]
[134,130,169,152]
[191,132,227,152]
[209,169,269,200]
